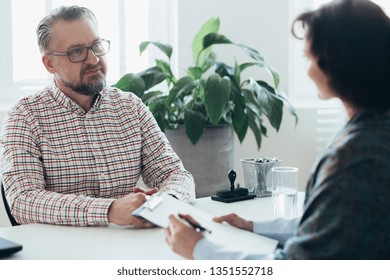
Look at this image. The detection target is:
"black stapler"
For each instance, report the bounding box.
[211,170,256,203]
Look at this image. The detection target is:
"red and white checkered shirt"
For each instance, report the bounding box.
[0,83,195,226]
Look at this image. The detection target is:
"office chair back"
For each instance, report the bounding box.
[1,182,19,226]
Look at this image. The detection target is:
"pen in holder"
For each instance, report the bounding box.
[241,157,281,198]
[211,170,256,203]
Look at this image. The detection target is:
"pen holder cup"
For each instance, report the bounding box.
[241,158,281,198]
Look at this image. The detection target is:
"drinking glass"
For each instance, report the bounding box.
[271,167,299,219]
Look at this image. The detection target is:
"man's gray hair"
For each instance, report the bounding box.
[36,5,98,54]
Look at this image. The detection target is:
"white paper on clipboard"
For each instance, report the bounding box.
[132,192,278,256]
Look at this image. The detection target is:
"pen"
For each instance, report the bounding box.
[178,214,212,234]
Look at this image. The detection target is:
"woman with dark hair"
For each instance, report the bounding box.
[164,0,390,259]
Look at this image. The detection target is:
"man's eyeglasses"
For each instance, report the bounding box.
[46,39,110,63]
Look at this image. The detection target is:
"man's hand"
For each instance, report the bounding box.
[164,214,204,259]
[134,186,159,196]
[108,192,154,227]
[213,213,253,232]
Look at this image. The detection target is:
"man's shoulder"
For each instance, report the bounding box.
[104,86,139,99]
[10,86,54,114]
[103,87,142,106]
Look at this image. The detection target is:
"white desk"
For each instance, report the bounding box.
[0,194,304,260]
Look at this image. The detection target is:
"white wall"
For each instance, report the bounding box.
[0,111,6,126]
[176,0,290,90]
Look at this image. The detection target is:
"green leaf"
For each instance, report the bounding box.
[265,64,280,89]
[239,63,279,89]
[255,80,298,125]
[247,113,262,150]
[237,43,265,64]
[197,33,233,67]
[115,17,296,148]
[192,101,207,115]
[155,59,174,81]
[139,41,172,59]
[261,123,268,136]
[233,60,241,86]
[187,67,203,80]
[142,90,164,104]
[239,62,265,73]
[184,109,206,145]
[202,33,232,49]
[204,74,231,124]
[214,62,235,78]
[166,77,198,106]
[149,97,166,112]
[274,90,299,125]
[232,94,248,143]
[202,34,266,69]
[242,88,258,107]
[138,66,168,90]
[198,51,216,71]
[148,97,169,131]
[192,17,220,63]
[250,79,283,131]
[153,113,165,132]
[114,73,145,97]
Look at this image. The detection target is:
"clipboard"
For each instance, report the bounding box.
[132,193,278,255]
[132,192,195,228]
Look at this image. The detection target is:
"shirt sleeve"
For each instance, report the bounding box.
[0,105,114,226]
[135,97,196,204]
[193,238,269,260]
[281,153,390,259]
[191,218,297,260]
[253,218,298,245]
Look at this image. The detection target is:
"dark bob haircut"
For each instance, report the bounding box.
[292,0,390,111]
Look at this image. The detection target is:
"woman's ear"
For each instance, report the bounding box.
[42,54,56,74]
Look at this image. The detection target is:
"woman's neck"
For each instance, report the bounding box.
[342,101,358,120]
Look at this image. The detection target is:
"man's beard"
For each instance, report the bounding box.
[62,65,107,96]
[66,77,106,96]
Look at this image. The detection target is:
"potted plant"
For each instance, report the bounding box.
[114,17,297,197]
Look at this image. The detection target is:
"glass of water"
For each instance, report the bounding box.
[271,167,299,219]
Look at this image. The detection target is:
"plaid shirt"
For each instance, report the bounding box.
[0,83,195,226]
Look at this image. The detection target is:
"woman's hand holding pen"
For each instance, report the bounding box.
[164,214,204,259]
[164,213,253,259]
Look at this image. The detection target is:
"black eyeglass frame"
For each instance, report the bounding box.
[46,39,110,63]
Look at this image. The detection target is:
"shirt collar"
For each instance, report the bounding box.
[348,108,390,125]
[49,81,108,115]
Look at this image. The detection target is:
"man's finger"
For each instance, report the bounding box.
[144,187,158,195]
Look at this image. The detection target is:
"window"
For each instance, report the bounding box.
[0,0,173,108]
[289,0,390,105]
